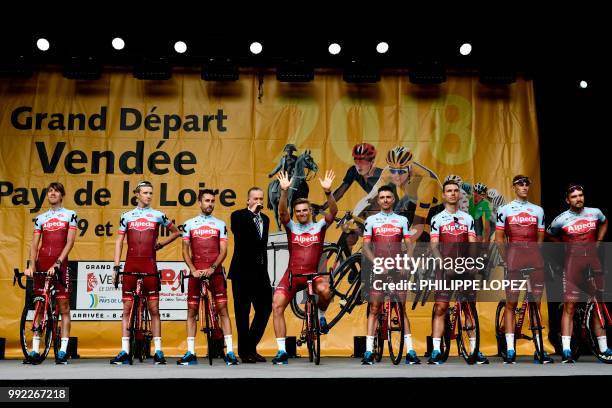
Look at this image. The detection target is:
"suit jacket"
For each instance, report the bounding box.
[228,208,270,283]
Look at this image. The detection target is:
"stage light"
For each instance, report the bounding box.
[343,60,380,83]
[63,57,102,80]
[36,38,50,51]
[202,58,239,81]
[408,61,446,84]
[579,80,588,89]
[376,42,389,54]
[133,58,172,80]
[174,41,187,54]
[276,60,314,82]
[0,56,33,78]
[328,43,341,55]
[250,42,263,55]
[478,67,516,85]
[112,37,125,50]
[460,43,472,56]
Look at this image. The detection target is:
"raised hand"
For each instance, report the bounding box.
[277,171,293,191]
[319,170,336,192]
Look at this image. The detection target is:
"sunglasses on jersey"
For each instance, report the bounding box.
[389,167,409,175]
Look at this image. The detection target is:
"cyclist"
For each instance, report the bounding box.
[357,146,442,241]
[547,184,609,363]
[24,182,77,365]
[469,182,492,243]
[271,170,338,365]
[428,179,489,365]
[177,189,238,366]
[495,175,553,364]
[361,185,420,365]
[110,181,181,365]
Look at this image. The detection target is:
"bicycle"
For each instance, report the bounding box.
[290,211,364,326]
[179,269,226,365]
[494,267,546,363]
[114,271,158,364]
[558,266,612,363]
[14,266,63,364]
[292,270,331,365]
[437,286,481,365]
[369,283,406,365]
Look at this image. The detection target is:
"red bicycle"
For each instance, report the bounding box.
[292,270,331,365]
[14,265,63,364]
[438,290,480,365]
[495,267,546,363]
[561,266,612,363]
[370,296,406,365]
[180,269,226,365]
[114,271,157,364]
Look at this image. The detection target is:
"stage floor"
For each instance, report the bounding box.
[1,356,610,380]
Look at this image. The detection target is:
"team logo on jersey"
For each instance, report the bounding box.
[564,219,597,234]
[391,219,399,224]
[191,226,219,239]
[292,233,320,247]
[147,213,154,217]
[508,212,538,226]
[128,218,157,231]
[43,218,68,232]
[373,224,402,236]
[440,223,468,235]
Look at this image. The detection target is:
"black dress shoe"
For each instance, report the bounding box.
[251,352,266,362]
[240,355,256,363]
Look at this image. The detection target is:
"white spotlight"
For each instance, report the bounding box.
[112,37,125,50]
[250,42,263,54]
[376,42,389,54]
[328,43,341,55]
[459,43,472,56]
[174,41,187,54]
[36,38,50,51]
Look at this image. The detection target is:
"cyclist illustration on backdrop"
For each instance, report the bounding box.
[178,189,238,366]
[110,181,181,365]
[469,183,492,243]
[356,146,442,241]
[316,142,392,247]
[23,182,77,365]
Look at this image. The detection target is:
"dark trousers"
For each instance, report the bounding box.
[231,278,272,357]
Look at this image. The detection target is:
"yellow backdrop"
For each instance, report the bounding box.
[0,68,547,357]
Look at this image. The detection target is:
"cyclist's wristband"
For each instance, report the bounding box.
[324,190,331,195]
[210,264,218,272]
[55,259,62,265]
[113,265,121,272]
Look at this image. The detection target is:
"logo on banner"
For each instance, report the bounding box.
[89,294,99,308]
[87,272,98,292]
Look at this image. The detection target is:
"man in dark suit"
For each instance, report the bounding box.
[229,187,271,363]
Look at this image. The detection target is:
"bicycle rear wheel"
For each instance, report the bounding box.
[585,301,612,363]
[529,302,545,364]
[306,300,321,365]
[457,302,479,364]
[439,307,452,362]
[325,253,363,330]
[204,297,213,365]
[495,300,508,358]
[128,297,139,365]
[291,245,341,320]
[387,301,405,365]
[20,297,54,363]
[367,306,384,362]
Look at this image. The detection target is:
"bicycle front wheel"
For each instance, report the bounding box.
[204,297,213,366]
[306,301,321,365]
[585,301,612,363]
[325,253,363,331]
[387,301,405,365]
[456,302,479,364]
[20,298,54,363]
[495,300,508,358]
[529,302,545,364]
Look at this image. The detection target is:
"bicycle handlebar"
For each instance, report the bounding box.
[14,266,62,290]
